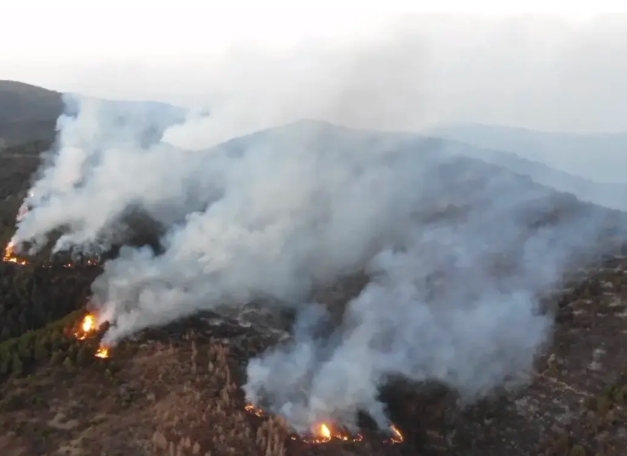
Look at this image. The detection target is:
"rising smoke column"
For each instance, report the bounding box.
[13,100,612,431]
[12,94,196,254]
[8,33,621,433]
[240,152,614,430]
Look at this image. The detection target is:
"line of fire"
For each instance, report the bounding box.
[3,240,100,268]
[244,402,404,444]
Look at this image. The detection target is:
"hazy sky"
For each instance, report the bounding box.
[2,5,627,133]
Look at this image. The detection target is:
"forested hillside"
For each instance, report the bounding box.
[2,93,627,455]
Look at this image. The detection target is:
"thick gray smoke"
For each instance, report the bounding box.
[14,94,194,253]
[8,32,620,432]
[241,152,608,430]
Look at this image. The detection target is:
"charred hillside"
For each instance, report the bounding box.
[2,123,627,456]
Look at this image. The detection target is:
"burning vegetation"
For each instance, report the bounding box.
[2,200,110,361]
[3,197,31,265]
[2,200,405,448]
[298,422,364,444]
[2,239,100,268]
[3,199,100,268]
[3,240,28,265]
[74,313,97,340]
[0,201,402,448]
[244,403,403,445]
[73,312,110,359]
[95,345,110,359]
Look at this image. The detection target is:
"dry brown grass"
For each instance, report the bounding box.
[0,332,281,456]
[3,259,627,455]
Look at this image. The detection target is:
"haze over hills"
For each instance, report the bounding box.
[211,119,627,210]
[226,120,627,213]
[4,80,627,217]
[429,122,627,184]
[4,80,627,214]
[437,138,627,212]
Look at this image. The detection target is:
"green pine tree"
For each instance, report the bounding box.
[62,357,73,370]
[76,346,88,365]
[0,355,10,375]
[50,351,64,366]
[11,355,24,376]
[34,343,49,361]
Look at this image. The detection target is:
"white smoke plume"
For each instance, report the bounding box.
[13,95,191,253]
[8,26,622,432]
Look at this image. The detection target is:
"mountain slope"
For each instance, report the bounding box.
[0,80,63,123]
[0,80,64,146]
[2,119,627,455]
[0,80,188,148]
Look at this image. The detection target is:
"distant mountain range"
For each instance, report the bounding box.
[429,122,627,184]
[204,119,627,255]
[426,136,627,212]
[207,119,627,213]
[2,80,627,212]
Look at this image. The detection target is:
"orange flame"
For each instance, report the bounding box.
[319,424,331,439]
[243,404,397,445]
[73,313,111,359]
[74,313,99,340]
[302,422,364,444]
[387,424,404,444]
[95,346,110,359]
[332,428,364,442]
[3,239,100,268]
[244,404,265,417]
[3,241,28,265]
[82,314,96,332]
[309,423,332,443]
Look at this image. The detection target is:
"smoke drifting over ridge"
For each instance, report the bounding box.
[8,35,621,431]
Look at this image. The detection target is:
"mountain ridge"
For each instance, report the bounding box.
[0,80,189,147]
[214,119,627,212]
[429,122,627,184]
[2,80,626,214]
